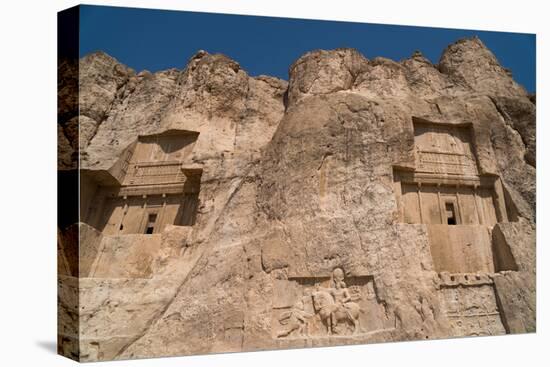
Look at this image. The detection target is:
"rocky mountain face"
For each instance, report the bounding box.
[58,37,535,361]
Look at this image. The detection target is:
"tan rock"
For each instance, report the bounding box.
[438,37,528,97]
[58,38,536,362]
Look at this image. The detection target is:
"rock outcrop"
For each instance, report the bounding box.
[58,37,536,362]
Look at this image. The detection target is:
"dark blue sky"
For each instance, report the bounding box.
[79,5,536,92]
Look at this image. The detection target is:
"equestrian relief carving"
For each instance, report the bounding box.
[273,268,390,339]
[311,268,361,335]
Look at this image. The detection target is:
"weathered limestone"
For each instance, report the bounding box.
[58,37,536,362]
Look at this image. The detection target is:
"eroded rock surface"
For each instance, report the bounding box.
[58,37,536,362]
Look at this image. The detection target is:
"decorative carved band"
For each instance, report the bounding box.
[436,272,494,288]
[125,161,185,185]
[117,183,186,197]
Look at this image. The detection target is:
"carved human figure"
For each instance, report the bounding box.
[277,299,313,338]
[330,268,353,305]
[312,268,361,335]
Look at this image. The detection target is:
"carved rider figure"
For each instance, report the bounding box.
[330,268,353,307]
[329,268,358,329]
[312,267,361,335]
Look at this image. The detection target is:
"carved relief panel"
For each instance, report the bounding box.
[414,122,478,177]
[123,132,198,186]
[271,268,392,339]
[437,274,506,337]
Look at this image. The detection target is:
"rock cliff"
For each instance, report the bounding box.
[58,37,536,361]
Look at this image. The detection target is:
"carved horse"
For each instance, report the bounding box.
[312,290,360,335]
